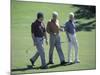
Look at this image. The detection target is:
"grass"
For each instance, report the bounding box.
[11,0,96,74]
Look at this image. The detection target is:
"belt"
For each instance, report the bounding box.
[50,32,59,36]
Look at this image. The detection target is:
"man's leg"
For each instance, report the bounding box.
[72,34,79,63]
[36,38,47,68]
[30,37,39,66]
[67,33,73,63]
[55,34,65,64]
[30,52,39,65]
[49,34,55,64]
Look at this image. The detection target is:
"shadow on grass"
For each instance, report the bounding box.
[48,62,75,69]
[11,65,40,72]
[11,62,75,72]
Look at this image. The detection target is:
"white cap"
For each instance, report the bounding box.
[69,12,74,17]
[52,11,58,16]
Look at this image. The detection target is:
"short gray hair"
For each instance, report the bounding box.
[69,12,74,17]
[52,11,58,16]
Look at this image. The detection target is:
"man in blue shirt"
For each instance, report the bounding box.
[64,12,80,64]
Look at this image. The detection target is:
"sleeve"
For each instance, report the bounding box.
[31,23,34,34]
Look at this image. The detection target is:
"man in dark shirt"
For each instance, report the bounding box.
[30,12,48,69]
[31,19,46,37]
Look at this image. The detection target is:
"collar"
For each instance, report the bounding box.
[51,19,58,23]
[36,19,41,23]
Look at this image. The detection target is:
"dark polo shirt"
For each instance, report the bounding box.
[31,20,46,37]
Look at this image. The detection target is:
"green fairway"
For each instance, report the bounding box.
[11,0,96,74]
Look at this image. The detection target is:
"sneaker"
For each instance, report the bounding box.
[30,59,35,66]
[47,61,54,65]
[74,60,80,63]
[41,65,48,69]
[60,61,66,65]
[67,60,73,64]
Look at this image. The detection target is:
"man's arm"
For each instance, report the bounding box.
[44,32,48,45]
[56,20,64,32]
[31,34,36,46]
[46,22,51,34]
[43,23,48,45]
[59,27,64,32]
[31,23,36,46]
[64,22,71,42]
[66,32,71,42]
[64,22,68,31]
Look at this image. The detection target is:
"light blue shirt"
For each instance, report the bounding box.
[64,20,76,34]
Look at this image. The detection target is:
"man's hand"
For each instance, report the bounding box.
[32,33,36,46]
[59,28,64,32]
